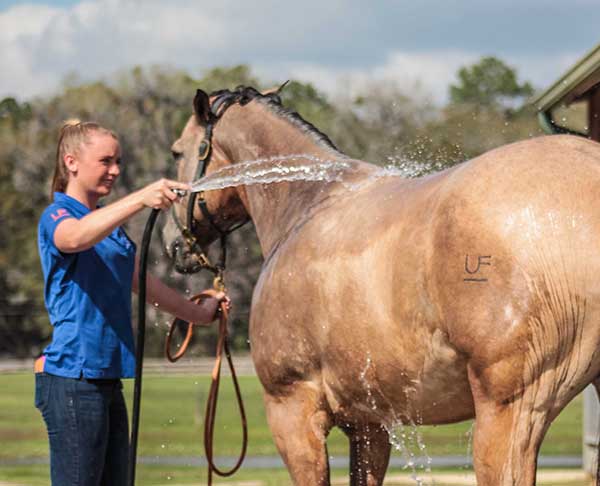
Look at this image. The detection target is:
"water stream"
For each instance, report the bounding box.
[185,152,442,195]
[189,154,353,193]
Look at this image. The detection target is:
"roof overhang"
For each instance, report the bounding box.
[533,43,600,112]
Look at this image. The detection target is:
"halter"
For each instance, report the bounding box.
[171,91,250,284]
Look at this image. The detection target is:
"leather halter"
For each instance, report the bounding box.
[171,92,249,280]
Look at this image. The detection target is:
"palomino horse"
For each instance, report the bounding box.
[163,86,600,486]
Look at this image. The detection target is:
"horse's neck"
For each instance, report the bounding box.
[219,103,361,257]
[243,175,326,257]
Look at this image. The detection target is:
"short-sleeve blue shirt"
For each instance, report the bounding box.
[37,192,137,379]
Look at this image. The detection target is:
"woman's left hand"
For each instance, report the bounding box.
[191,290,231,324]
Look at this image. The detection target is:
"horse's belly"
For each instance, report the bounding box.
[319,326,475,427]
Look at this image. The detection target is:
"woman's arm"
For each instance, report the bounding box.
[132,255,224,326]
[54,179,189,253]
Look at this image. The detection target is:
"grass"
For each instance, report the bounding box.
[0,465,594,486]
[0,371,587,484]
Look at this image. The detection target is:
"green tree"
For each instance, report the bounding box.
[449,56,534,110]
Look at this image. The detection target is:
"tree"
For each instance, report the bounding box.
[449,56,534,110]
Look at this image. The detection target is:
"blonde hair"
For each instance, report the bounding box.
[51,119,119,200]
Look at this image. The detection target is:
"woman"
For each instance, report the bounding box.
[35,120,223,485]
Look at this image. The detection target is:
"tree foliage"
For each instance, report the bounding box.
[449,56,534,110]
[0,58,540,357]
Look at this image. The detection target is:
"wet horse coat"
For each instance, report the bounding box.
[164,87,600,486]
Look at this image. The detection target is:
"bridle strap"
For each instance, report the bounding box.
[172,92,250,276]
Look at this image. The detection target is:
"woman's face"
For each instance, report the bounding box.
[68,132,121,197]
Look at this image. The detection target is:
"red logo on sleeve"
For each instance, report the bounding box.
[50,208,70,222]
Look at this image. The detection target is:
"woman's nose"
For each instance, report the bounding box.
[109,162,120,176]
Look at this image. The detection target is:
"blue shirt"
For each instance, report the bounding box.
[37,192,137,379]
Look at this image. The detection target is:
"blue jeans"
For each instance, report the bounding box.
[35,373,129,486]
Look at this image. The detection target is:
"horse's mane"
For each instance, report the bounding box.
[209,86,343,156]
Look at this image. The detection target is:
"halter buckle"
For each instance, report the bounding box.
[213,273,226,292]
[181,227,197,248]
[198,140,211,161]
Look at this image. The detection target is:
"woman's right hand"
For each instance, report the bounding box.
[138,178,190,210]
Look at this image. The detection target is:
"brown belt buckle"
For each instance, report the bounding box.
[34,356,45,374]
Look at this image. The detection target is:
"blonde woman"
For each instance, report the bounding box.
[35,120,223,485]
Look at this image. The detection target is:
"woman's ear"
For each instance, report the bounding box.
[63,153,78,174]
[193,89,210,123]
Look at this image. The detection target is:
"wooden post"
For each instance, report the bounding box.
[589,86,600,141]
[583,385,599,476]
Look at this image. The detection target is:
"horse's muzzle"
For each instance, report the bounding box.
[168,237,204,274]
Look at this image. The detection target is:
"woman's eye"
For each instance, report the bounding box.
[172,151,183,162]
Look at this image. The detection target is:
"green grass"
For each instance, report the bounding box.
[0,372,585,484]
[0,465,593,486]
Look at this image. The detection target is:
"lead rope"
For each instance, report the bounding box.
[204,302,248,485]
[165,294,248,485]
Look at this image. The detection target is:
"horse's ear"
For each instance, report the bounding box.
[193,89,210,123]
[262,80,290,96]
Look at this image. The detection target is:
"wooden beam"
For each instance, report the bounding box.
[589,87,600,142]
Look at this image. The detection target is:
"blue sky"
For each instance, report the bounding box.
[1,0,599,104]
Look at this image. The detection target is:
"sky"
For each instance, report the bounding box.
[1,0,599,105]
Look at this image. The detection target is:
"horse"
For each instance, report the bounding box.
[162,85,600,486]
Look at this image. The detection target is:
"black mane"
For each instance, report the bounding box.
[209,86,342,154]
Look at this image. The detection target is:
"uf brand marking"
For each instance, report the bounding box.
[464,255,492,282]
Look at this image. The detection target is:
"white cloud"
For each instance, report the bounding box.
[0,4,62,97]
[257,50,479,104]
[0,0,595,104]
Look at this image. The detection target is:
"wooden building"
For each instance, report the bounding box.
[534,43,600,140]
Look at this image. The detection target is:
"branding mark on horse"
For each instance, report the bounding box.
[464,255,492,282]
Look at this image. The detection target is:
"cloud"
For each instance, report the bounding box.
[0,4,62,98]
[257,50,478,104]
[0,0,597,103]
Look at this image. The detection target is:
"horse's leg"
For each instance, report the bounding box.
[344,423,391,486]
[263,382,333,486]
[468,364,554,486]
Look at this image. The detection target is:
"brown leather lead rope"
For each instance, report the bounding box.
[165,297,248,485]
[204,302,248,485]
[165,296,199,363]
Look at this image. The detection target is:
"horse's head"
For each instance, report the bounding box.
[163,87,266,273]
[164,83,342,273]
